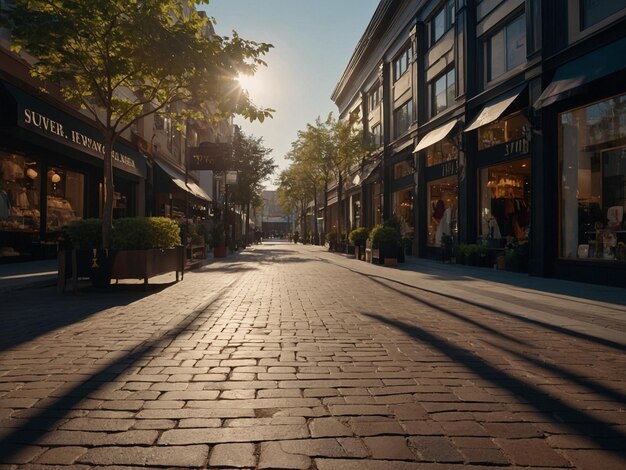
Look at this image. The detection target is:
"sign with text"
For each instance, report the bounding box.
[187,143,232,171]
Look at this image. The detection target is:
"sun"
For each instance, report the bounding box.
[236,73,260,96]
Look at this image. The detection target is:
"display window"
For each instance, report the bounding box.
[426,138,459,167]
[478,112,529,150]
[427,176,458,247]
[46,166,84,232]
[0,152,41,247]
[392,189,414,238]
[559,93,626,262]
[393,161,413,179]
[479,159,531,244]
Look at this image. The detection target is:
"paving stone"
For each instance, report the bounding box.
[78,445,209,467]
[35,447,88,465]
[351,420,405,436]
[258,441,311,469]
[408,436,464,462]
[363,436,415,460]
[0,445,45,464]
[209,443,256,468]
[59,418,134,432]
[495,438,571,467]
[159,424,310,444]
[38,430,158,446]
[309,417,353,438]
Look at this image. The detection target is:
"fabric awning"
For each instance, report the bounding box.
[187,181,212,202]
[534,37,626,109]
[464,85,525,132]
[414,119,459,152]
[154,161,212,202]
[155,160,188,192]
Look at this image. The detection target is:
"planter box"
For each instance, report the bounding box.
[58,247,184,292]
[384,257,398,268]
[213,245,228,258]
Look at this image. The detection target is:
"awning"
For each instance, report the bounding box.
[414,119,459,152]
[154,161,212,202]
[534,37,626,109]
[464,85,525,132]
[0,80,147,178]
[155,160,188,192]
[187,181,212,202]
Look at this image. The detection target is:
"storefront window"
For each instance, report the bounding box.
[392,189,414,238]
[427,177,458,247]
[0,152,41,241]
[478,112,529,150]
[479,159,531,244]
[426,138,459,167]
[559,94,626,262]
[47,167,84,232]
[393,161,413,179]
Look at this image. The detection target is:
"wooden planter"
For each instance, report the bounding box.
[384,257,398,268]
[58,247,184,292]
[213,245,228,258]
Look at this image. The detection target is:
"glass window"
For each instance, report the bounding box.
[478,112,530,150]
[371,123,382,146]
[369,86,380,111]
[428,176,458,247]
[0,152,41,237]
[426,138,459,167]
[392,189,414,238]
[559,94,626,262]
[394,100,413,138]
[487,14,526,82]
[431,0,456,44]
[479,159,531,244]
[581,0,626,29]
[432,68,456,116]
[393,161,413,179]
[393,47,412,81]
[46,167,84,232]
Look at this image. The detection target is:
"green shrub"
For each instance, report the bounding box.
[349,227,369,246]
[111,217,181,250]
[325,231,337,244]
[66,218,102,249]
[369,224,400,248]
[211,222,226,246]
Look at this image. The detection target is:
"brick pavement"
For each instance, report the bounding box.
[0,242,625,468]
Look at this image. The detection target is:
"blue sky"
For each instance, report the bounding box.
[202,0,380,187]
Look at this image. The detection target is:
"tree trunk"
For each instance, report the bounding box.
[245,202,251,245]
[337,172,343,243]
[313,191,319,245]
[323,180,328,241]
[102,134,115,248]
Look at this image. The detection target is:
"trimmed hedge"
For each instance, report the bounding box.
[66,217,181,250]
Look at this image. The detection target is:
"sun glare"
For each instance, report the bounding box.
[237,73,260,96]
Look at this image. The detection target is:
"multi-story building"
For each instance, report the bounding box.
[0,4,218,262]
[332,0,626,286]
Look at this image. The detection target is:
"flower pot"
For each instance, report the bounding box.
[384,257,398,268]
[213,245,228,258]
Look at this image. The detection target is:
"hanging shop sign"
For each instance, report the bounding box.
[425,158,459,181]
[187,143,232,171]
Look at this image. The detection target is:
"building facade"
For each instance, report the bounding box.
[332,0,626,287]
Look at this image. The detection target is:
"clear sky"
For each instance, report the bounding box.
[202,0,380,188]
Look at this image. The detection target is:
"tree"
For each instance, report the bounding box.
[285,113,369,243]
[1,0,272,246]
[229,127,276,243]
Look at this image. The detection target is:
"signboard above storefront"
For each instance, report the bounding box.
[187,143,232,171]
[1,80,146,179]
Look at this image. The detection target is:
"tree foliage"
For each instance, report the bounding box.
[0,0,273,246]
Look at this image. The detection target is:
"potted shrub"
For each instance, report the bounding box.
[349,227,369,260]
[370,223,401,267]
[477,242,489,267]
[326,231,337,251]
[465,244,479,266]
[456,243,468,265]
[293,230,300,244]
[212,222,227,258]
[61,217,184,289]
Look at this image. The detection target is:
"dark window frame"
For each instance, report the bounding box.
[485,13,527,83]
[430,67,456,116]
[393,46,412,82]
[394,99,413,139]
[430,0,456,45]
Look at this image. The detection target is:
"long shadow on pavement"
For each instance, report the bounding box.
[362,312,626,457]
[0,283,172,353]
[344,265,626,353]
[0,289,225,463]
[361,274,626,405]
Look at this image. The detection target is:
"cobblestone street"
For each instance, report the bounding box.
[1,242,625,469]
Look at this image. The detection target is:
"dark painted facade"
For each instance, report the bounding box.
[332,0,626,287]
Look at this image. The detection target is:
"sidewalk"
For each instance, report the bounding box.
[1,247,624,305]
[0,251,217,294]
